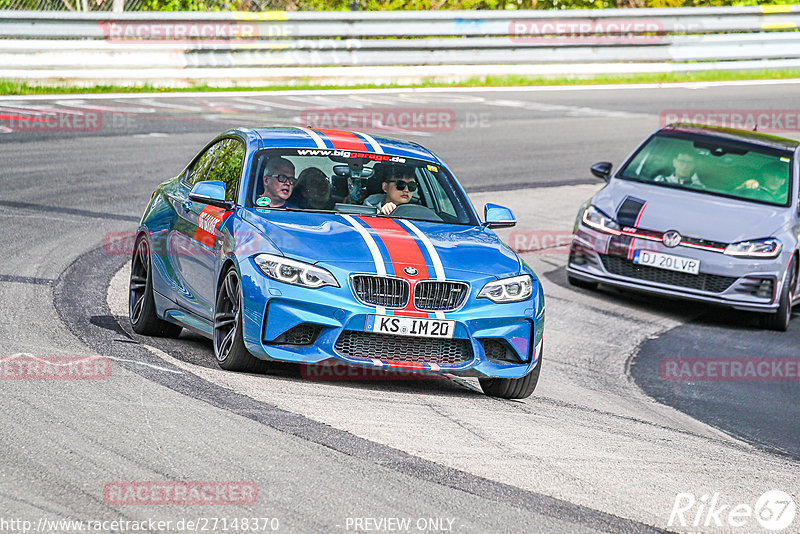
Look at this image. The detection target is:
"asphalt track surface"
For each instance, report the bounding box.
[2,83,800,533]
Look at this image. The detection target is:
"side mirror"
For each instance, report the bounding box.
[188,180,232,209]
[591,162,613,182]
[483,203,516,229]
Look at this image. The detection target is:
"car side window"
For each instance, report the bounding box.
[206,138,245,202]
[185,141,224,188]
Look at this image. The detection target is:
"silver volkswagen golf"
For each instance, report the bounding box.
[567,123,799,330]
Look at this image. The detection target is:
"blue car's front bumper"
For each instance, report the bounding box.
[238,259,543,379]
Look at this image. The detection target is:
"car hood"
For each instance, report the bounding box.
[240,209,521,279]
[595,180,791,243]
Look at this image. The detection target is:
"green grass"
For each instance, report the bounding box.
[2,69,800,95]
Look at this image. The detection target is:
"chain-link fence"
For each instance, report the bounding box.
[0,0,308,11]
[0,0,783,12]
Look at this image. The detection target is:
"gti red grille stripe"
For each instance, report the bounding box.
[634,201,648,227]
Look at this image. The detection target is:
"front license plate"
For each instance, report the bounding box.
[632,250,700,275]
[365,315,455,339]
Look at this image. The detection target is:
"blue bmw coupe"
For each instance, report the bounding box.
[129,127,544,398]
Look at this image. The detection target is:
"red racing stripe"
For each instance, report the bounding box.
[315,129,369,152]
[358,216,429,317]
[386,361,427,370]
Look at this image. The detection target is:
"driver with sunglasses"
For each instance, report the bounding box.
[364,165,417,215]
[259,157,298,208]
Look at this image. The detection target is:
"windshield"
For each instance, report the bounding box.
[245,148,477,224]
[618,133,793,207]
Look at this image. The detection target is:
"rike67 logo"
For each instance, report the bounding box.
[668,490,796,531]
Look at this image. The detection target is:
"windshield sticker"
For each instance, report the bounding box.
[256,197,271,207]
[781,157,791,162]
[294,148,405,163]
[427,165,439,173]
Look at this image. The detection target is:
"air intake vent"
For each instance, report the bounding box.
[335,331,471,366]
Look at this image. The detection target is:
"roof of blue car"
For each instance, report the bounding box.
[240,126,440,162]
[663,123,800,151]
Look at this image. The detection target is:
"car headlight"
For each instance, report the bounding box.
[254,253,339,288]
[581,205,621,235]
[478,274,533,303]
[723,238,783,258]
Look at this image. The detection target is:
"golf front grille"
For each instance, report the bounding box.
[351,275,409,308]
[600,254,737,293]
[334,331,472,366]
[414,281,469,311]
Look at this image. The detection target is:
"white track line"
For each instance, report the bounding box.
[2,78,800,102]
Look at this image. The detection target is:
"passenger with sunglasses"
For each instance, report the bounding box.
[259,157,298,208]
[364,165,417,215]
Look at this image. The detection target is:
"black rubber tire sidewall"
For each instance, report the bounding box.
[129,236,182,338]
[215,267,268,373]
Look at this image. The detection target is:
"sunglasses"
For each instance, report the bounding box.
[391,180,417,192]
[266,173,297,185]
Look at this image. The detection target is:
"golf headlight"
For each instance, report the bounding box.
[581,205,621,235]
[478,274,533,303]
[723,238,782,258]
[254,254,339,288]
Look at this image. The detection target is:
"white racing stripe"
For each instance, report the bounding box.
[341,214,387,315]
[398,219,448,319]
[295,126,327,149]
[354,131,384,154]
[398,219,445,280]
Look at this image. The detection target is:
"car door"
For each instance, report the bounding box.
[167,137,244,321]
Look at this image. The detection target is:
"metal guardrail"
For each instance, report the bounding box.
[1,6,799,85]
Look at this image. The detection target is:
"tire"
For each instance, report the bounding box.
[479,346,542,400]
[759,257,797,332]
[129,235,183,338]
[214,266,267,373]
[567,273,598,290]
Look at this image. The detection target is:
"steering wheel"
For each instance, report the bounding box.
[389,203,443,221]
[734,182,771,195]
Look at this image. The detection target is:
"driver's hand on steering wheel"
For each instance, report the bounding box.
[737,178,760,190]
[380,202,397,215]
